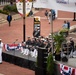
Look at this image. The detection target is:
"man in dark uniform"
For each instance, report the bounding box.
[26,37,32,45]
[7,13,12,27]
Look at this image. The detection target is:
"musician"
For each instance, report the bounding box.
[21,41,26,53]
[26,36,32,45]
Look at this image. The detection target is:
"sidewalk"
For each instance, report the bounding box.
[0,61,35,75]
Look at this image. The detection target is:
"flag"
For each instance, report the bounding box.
[75,69,76,75]
[4,44,21,51]
[59,64,73,75]
[16,0,32,16]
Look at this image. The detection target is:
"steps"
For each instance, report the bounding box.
[0,73,4,75]
[0,18,7,24]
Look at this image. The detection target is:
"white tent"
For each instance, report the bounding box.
[33,0,76,12]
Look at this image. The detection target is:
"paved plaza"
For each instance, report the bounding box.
[0,8,76,75]
[0,9,76,44]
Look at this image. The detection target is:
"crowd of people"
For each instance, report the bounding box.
[20,35,75,58]
[0,19,74,64]
[20,36,52,58]
[0,34,76,64]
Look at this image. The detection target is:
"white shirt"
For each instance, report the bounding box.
[63,23,68,29]
[0,42,3,49]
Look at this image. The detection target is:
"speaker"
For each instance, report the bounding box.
[62,56,68,62]
[37,47,48,68]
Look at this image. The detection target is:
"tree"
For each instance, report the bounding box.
[47,53,55,75]
[53,33,66,54]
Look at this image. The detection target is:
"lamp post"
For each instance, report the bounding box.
[50,11,53,54]
[73,12,76,21]
[23,0,26,42]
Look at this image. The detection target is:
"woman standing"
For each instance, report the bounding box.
[0,39,3,64]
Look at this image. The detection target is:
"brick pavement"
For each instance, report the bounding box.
[0,13,76,44]
[0,8,76,75]
[0,61,35,75]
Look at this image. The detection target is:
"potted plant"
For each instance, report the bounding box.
[47,53,55,75]
[59,28,69,37]
[53,33,66,61]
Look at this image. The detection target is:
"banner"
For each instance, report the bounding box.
[33,16,40,37]
[16,0,32,16]
[59,63,76,75]
[4,44,21,51]
[33,0,76,12]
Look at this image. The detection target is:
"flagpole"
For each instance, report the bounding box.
[23,0,26,42]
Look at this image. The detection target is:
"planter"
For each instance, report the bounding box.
[63,31,68,37]
[59,28,69,37]
[55,54,61,61]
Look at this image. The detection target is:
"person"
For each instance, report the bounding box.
[44,10,48,19]
[70,37,74,52]
[67,20,70,30]
[10,1,13,5]
[62,21,68,29]
[7,13,12,27]
[20,41,26,54]
[26,36,32,46]
[0,39,3,64]
[69,37,74,58]
[48,10,52,24]
[28,10,33,16]
[51,9,56,20]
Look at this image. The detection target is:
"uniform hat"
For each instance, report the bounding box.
[27,36,30,38]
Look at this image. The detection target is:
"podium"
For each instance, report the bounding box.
[35,47,48,75]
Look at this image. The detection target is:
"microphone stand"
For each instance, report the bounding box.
[13,39,18,64]
[13,39,18,56]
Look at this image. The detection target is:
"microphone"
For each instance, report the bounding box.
[13,39,18,44]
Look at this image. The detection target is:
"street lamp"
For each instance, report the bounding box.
[23,0,26,42]
[50,11,53,54]
[73,12,76,21]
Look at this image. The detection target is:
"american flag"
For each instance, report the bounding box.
[4,44,21,51]
[59,64,73,75]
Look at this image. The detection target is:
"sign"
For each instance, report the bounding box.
[59,63,76,75]
[16,0,32,16]
[33,16,40,37]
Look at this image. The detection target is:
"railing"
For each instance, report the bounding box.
[0,0,15,6]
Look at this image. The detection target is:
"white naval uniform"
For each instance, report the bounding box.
[0,42,3,63]
[48,11,52,23]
